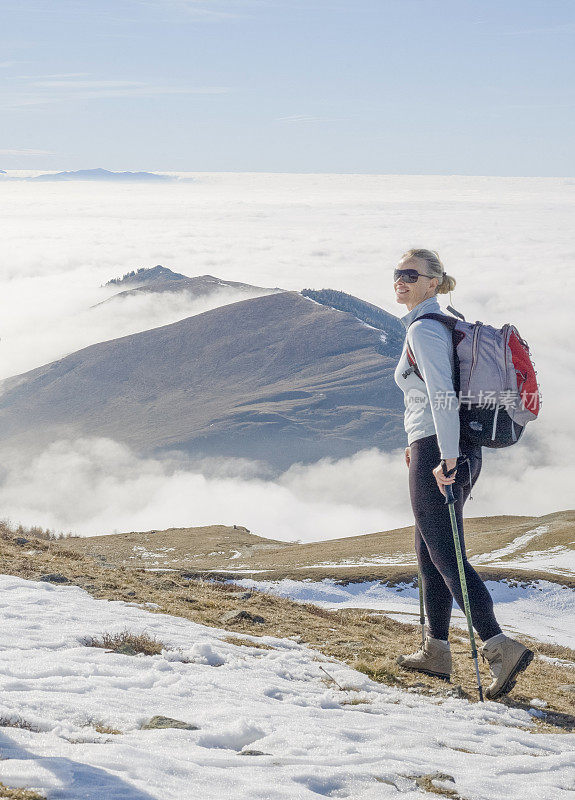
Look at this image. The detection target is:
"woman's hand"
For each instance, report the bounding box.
[405,447,411,468]
[432,457,457,497]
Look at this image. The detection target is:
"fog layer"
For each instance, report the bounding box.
[1,173,572,538]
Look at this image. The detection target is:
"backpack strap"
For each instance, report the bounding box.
[404,313,462,396]
[403,342,424,380]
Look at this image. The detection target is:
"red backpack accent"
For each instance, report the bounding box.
[508,330,540,416]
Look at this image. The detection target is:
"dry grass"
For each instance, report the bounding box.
[1,523,574,732]
[0,716,41,732]
[0,785,46,800]
[59,512,575,585]
[339,696,372,706]
[220,635,276,650]
[374,772,462,797]
[410,773,461,798]
[1,518,76,542]
[60,523,288,570]
[91,722,122,735]
[82,629,166,656]
[528,641,575,661]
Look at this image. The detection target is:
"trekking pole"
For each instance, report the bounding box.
[443,468,484,702]
[417,570,426,646]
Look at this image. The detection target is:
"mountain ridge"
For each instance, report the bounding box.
[30,168,176,182]
[96,267,282,307]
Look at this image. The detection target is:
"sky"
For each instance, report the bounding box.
[1,0,574,175]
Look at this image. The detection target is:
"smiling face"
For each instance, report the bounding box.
[394,255,439,311]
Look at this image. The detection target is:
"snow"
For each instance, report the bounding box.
[233,577,575,648]
[143,568,177,572]
[207,568,271,573]
[301,295,392,343]
[131,546,177,561]
[488,546,575,578]
[1,573,574,799]
[305,554,418,568]
[469,527,575,578]
[290,525,572,579]
[470,526,550,563]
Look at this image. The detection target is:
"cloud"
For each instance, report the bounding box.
[31,80,146,89]
[0,278,277,379]
[0,174,571,537]
[0,97,58,109]
[128,0,264,20]
[0,437,410,539]
[0,148,56,156]
[128,0,350,22]
[494,22,575,37]
[0,73,230,110]
[276,114,348,125]
[70,85,230,99]
[15,72,91,80]
[0,432,569,543]
[28,79,229,96]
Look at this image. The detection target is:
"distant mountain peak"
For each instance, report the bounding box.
[30,168,176,182]
[99,269,281,301]
[103,265,187,288]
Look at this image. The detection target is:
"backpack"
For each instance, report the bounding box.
[405,307,541,448]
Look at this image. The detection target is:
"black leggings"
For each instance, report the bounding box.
[408,435,502,642]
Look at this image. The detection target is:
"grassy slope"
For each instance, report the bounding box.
[61,510,575,587]
[1,523,574,733]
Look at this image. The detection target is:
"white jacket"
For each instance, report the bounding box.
[393,296,460,459]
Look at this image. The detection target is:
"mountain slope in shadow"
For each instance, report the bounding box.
[0,291,405,470]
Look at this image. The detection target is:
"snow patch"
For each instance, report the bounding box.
[189,642,226,666]
[197,720,266,750]
[0,572,573,799]
[471,525,549,564]
[234,577,575,648]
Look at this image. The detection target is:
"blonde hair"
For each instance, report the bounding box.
[401,248,456,295]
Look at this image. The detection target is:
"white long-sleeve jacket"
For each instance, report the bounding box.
[393,296,460,460]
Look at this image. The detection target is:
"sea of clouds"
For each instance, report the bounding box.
[0,172,573,540]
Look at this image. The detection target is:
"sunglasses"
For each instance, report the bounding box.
[393,268,435,284]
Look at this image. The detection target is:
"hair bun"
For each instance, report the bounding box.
[437,273,456,295]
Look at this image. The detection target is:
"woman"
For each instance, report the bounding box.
[393,248,533,700]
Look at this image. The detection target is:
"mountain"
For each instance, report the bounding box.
[104,265,191,288]
[96,266,282,307]
[0,291,405,470]
[30,168,176,182]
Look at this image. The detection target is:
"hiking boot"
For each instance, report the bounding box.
[396,635,452,680]
[480,633,534,700]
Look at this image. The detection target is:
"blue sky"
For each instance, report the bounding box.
[1,0,573,174]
